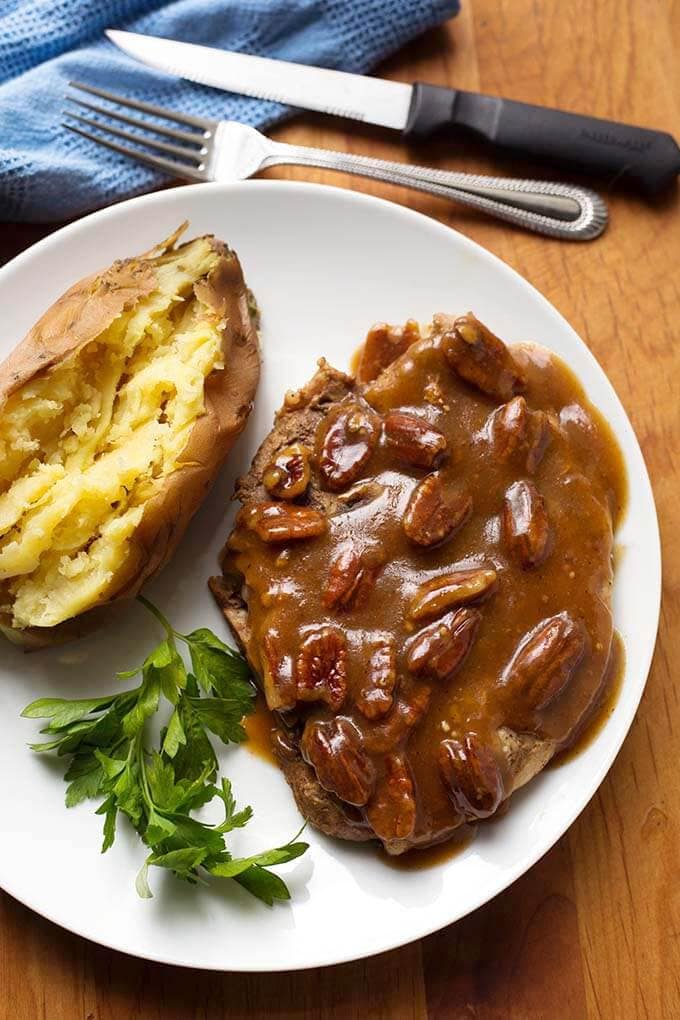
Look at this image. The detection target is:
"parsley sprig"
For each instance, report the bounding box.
[22,597,308,905]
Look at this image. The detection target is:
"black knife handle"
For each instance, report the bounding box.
[404,83,680,193]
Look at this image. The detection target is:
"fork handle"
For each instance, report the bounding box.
[263,142,607,241]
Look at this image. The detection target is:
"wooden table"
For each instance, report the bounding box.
[1,2,678,1016]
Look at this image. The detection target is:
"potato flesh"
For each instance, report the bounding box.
[0,239,224,629]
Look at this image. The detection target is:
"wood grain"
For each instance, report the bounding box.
[1,2,678,1016]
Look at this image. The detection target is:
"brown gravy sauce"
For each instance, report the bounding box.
[243,695,277,765]
[380,824,476,870]
[241,634,626,860]
[550,630,626,767]
[227,315,628,853]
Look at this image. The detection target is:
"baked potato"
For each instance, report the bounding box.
[0,224,260,646]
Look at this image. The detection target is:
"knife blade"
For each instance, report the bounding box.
[106,29,680,193]
[106,30,412,130]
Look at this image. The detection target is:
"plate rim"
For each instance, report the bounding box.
[0,179,662,971]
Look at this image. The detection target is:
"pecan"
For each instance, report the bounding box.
[263,443,311,500]
[301,717,376,806]
[502,480,551,568]
[356,319,420,383]
[363,685,431,754]
[492,395,528,457]
[441,313,525,400]
[270,726,300,763]
[407,608,481,681]
[317,401,381,491]
[295,626,348,710]
[356,637,397,719]
[261,627,296,710]
[382,411,447,469]
[403,472,472,547]
[409,567,498,621]
[365,754,417,842]
[323,541,384,610]
[501,612,587,716]
[524,414,550,474]
[492,396,550,473]
[439,734,504,819]
[336,479,385,507]
[241,501,327,543]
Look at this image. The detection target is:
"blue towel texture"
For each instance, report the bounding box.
[0,0,459,222]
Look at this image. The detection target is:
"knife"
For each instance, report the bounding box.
[106,29,680,194]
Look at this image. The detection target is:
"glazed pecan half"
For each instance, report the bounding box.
[323,541,384,610]
[317,400,381,491]
[409,566,498,620]
[383,411,448,469]
[501,612,588,719]
[295,626,348,710]
[502,480,552,568]
[403,472,472,547]
[407,608,481,682]
[263,443,312,500]
[441,313,525,400]
[439,734,505,819]
[241,501,327,543]
[491,396,550,473]
[301,717,376,806]
[356,637,398,720]
[356,319,420,383]
[365,754,417,842]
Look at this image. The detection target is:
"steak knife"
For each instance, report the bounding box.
[106,29,680,193]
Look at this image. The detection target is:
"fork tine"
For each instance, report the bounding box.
[66,111,205,163]
[63,122,207,182]
[65,95,207,146]
[68,81,215,132]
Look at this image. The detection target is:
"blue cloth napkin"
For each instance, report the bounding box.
[0,0,459,223]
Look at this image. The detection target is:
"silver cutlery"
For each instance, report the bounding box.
[106,29,680,193]
[64,82,608,240]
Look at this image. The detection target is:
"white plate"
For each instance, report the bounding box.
[0,181,661,971]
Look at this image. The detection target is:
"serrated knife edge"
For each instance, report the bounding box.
[105,30,413,130]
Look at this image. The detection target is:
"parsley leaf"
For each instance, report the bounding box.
[182,627,253,700]
[161,708,186,759]
[147,846,208,877]
[64,765,104,807]
[96,795,118,852]
[171,684,218,782]
[121,669,161,737]
[21,694,122,729]
[234,867,292,906]
[215,778,253,833]
[21,597,309,907]
[209,838,309,878]
[188,696,251,745]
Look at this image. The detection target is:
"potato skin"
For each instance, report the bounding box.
[0,227,260,648]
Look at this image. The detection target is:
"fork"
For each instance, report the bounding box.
[64,83,608,241]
